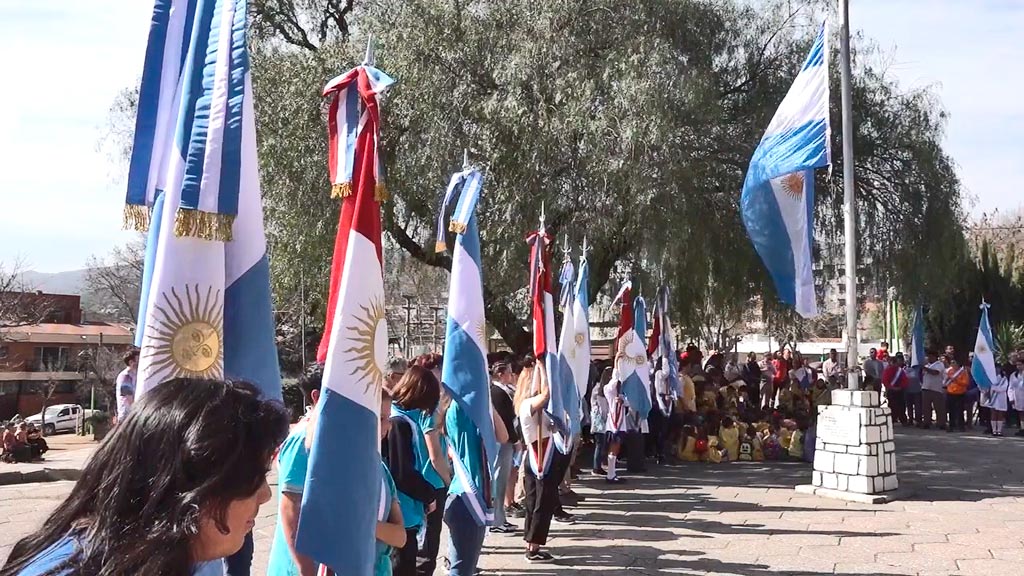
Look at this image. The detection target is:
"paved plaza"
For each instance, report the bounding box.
[0,427,1020,575]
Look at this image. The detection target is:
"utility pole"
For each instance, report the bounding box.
[840,0,860,390]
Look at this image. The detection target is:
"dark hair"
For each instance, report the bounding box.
[123,348,140,366]
[298,364,324,406]
[2,379,289,576]
[391,365,441,412]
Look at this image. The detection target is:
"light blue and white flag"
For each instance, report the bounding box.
[130,0,281,402]
[436,168,498,524]
[614,295,652,419]
[557,260,581,441]
[740,23,830,319]
[971,300,998,390]
[910,305,925,369]
[568,253,592,407]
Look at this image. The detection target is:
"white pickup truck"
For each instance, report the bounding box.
[24,404,100,435]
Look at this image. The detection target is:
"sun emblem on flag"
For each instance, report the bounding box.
[144,285,223,379]
[472,316,488,347]
[780,172,805,198]
[977,343,988,355]
[343,296,387,396]
[575,333,585,346]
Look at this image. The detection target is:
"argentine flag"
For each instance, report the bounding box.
[740,23,830,318]
[971,301,998,390]
[437,168,498,525]
[567,254,592,413]
[910,305,925,369]
[557,261,581,440]
[613,289,652,420]
[129,0,281,402]
[297,63,395,575]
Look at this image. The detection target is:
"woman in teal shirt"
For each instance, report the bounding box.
[383,366,441,576]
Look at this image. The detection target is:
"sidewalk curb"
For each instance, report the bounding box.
[0,467,83,486]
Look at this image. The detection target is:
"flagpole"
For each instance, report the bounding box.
[840,0,860,390]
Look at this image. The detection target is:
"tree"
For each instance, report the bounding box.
[83,239,145,324]
[0,259,57,329]
[248,0,966,354]
[100,0,968,356]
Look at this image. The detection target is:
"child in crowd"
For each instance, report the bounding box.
[718,417,740,462]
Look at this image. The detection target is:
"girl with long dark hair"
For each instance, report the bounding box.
[383,366,441,576]
[2,378,289,576]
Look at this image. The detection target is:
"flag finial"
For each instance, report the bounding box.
[562,235,571,259]
[539,201,546,229]
[462,149,470,170]
[363,33,375,66]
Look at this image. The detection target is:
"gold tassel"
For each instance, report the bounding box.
[122,204,151,232]
[449,221,468,234]
[173,208,235,241]
[374,183,389,203]
[331,182,352,199]
[434,241,447,254]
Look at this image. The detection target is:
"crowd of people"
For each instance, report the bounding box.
[4,339,1022,576]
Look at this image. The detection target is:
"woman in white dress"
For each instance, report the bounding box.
[982,364,1011,436]
[1010,358,1024,437]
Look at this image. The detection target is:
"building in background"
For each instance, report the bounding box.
[0,292,132,421]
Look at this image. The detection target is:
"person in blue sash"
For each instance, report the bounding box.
[444,392,508,575]
[384,366,442,576]
[3,378,289,576]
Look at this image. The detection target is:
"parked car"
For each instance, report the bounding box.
[24,404,99,436]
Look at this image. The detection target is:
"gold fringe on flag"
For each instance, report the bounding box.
[173,208,235,241]
[331,182,352,199]
[122,204,151,232]
[374,183,389,203]
[434,240,448,254]
[449,221,468,234]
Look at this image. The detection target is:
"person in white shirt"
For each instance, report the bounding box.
[822,349,843,387]
[983,364,1011,436]
[603,377,627,484]
[115,349,139,425]
[919,351,948,429]
[1009,357,1024,437]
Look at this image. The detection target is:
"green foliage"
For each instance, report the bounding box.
[993,322,1024,364]
[247,0,967,354]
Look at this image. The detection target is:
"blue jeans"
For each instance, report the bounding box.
[592,431,607,471]
[491,443,515,526]
[443,494,486,576]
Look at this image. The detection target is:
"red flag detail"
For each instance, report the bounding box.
[317,69,385,363]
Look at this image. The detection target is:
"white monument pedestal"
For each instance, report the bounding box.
[795,390,901,504]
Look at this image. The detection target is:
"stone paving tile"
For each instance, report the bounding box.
[0,428,1022,576]
[956,558,1024,575]
[875,551,962,574]
[832,561,918,575]
[991,547,1024,561]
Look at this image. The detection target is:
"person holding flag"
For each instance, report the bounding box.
[295,48,396,576]
[433,165,506,575]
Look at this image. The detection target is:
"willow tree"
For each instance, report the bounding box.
[249,0,966,354]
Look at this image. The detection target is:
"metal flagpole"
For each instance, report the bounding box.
[840,0,860,390]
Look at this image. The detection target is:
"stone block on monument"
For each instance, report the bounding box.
[831,390,852,406]
[814,451,835,473]
[847,475,871,494]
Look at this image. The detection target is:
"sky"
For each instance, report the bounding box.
[0,0,1021,273]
